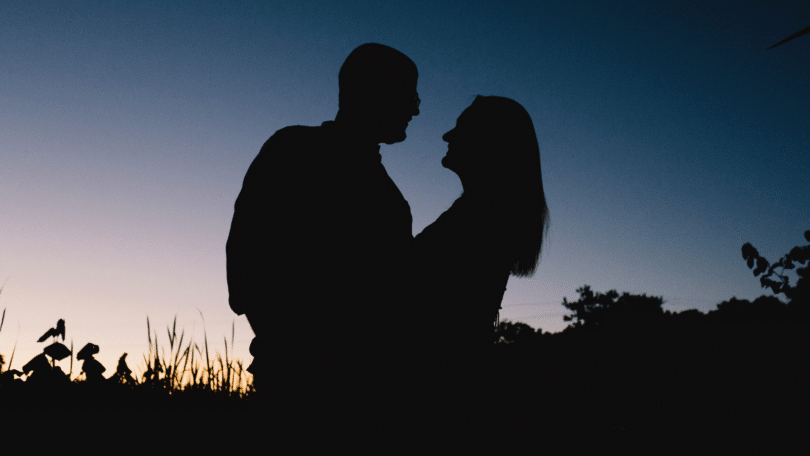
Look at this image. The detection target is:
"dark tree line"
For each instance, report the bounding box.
[496,229,809,343]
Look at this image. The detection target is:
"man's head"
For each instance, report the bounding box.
[338,43,419,145]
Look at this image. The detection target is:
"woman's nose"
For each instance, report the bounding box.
[442,129,452,142]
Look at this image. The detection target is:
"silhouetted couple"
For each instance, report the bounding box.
[226,43,549,447]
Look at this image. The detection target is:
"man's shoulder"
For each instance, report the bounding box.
[261,124,324,152]
[246,124,326,176]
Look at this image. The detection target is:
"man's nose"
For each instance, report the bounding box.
[442,129,452,142]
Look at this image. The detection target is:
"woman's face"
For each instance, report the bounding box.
[441,104,488,178]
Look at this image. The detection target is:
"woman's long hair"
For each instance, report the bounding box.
[470,95,550,278]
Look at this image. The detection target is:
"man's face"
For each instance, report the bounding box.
[371,78,420,145]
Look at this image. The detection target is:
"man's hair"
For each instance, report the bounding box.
[338,43,418,110]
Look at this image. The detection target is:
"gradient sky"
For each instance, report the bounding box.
[1,0,808,382]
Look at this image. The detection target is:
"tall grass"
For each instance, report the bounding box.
[1,306,255,413]
[137,311,251,397]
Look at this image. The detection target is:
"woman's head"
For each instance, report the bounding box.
[442,95,550,277]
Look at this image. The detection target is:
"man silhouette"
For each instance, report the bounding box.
[226,43,419,443]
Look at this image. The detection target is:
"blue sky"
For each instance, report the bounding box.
[1,0,808,381]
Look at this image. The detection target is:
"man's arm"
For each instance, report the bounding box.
[226,144,274,316]
[226,126,321,317]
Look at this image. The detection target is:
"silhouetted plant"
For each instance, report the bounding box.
[22,352,56,387]
[1,308,253,413]
[0,308,4,372]
[38,319,65,343]
[561,285,665,334]
[0,368,23,386]
[691,295,783,326]
[0,313,23,386]
[0,284,21,380]
[495,319,544,343]
[0,306,21,381]
[742,230,810,303]
[18,318,74,385]
[768,26,810,49]
[136,312,250,399]
[44,342,71,361]
[77,343,106,384]
[108,353,136,386]
[663,308,707,327]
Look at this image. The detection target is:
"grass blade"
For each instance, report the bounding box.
[8,323,19,370]
[177,345,191,388]
[217,354,226,393]
[172,330,185,387]
[167,314,177,352]
[204,332,211,389]
[147,316,152,359]
[190,343,199,386]
[197,309,212,389]
[224,335,232,394]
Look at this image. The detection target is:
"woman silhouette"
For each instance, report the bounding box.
[408,95,550,419]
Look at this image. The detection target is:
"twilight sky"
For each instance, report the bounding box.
[1,0,808,382]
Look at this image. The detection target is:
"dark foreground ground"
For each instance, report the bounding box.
[2,325,806,448]
[492,325,808,445]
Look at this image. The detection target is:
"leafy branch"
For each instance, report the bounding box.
[741,230,810,300]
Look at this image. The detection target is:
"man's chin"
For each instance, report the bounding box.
[441,156,453,170]
[440,159,461,178]
[381,131,407,145]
